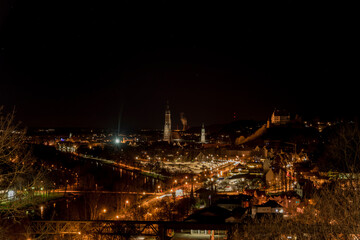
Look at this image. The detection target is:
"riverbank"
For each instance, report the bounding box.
[80,154,169,181]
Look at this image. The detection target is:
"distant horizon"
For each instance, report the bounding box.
[22,112,358,133]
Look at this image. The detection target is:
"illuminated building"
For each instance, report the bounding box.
[200,123,206,143]
[270,109,290,126]
[163,102,171,142]
[251,200,284,218]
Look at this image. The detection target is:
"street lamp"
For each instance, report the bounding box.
[40,206,44,219]
[7,190,15,200]
[210,178,214,191]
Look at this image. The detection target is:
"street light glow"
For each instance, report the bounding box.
[8,190,15,200]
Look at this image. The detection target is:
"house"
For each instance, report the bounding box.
[215,194,253,210]
[266,167,290,193]
[225,207,249,223]
[301,172,329,188]
[266,168,286,186]
[294,179,314,198]
[195,152,207,161]
[184,206,232,236]
[269,192,301,216]
[243,189,267,205]
[263,158,272,173]
[185,206,232,223]
[265,169,275,186]
[251,200,284,218]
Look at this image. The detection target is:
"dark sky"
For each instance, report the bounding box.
[0,0,358,130]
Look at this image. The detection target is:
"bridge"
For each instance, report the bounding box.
[55,190,158,195]
[24,220,234,240]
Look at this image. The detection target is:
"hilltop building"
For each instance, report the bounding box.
[267,109,290,127]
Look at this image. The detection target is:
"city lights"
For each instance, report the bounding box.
[1,2,355,239]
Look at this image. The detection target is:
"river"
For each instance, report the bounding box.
[31,145,162,221]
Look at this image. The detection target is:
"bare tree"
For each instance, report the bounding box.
[0,107,44,238]
[326,121,360,173]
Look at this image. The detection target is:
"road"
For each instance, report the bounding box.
[54,189,158,195]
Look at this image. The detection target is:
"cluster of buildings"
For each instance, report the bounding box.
[25,105,343,196]
[26,105,340,160]
[163,102,206,144]
[21,103,357,240]
[182,109,351,225]
[188,150,329,224]
[25,103,209,152]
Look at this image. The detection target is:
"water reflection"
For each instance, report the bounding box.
[36,157,161,221]
[39,193,143,220]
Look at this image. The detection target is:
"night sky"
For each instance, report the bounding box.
[0,0,358,130]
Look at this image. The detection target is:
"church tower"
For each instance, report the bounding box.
[163,102,171,142]
[200,123,206,143]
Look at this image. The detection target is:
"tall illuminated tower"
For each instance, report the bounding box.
[200,123,206,143]
[163,102,171,142]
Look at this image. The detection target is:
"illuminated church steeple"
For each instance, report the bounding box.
[200,123,206,143]
[163,101,171,142]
